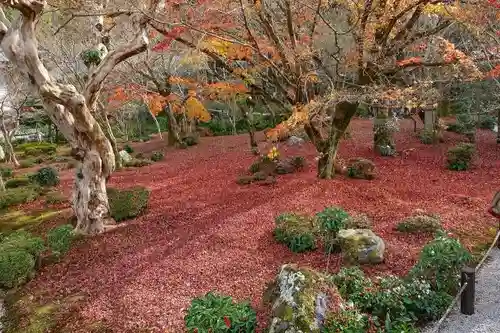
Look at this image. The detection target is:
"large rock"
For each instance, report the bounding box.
[346,158,376,180]
[265,264,343,333]
[337,229,385,264]
[118,150,132,163]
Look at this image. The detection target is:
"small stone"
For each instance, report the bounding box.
[287,135,305,146]
[118,150,132,163]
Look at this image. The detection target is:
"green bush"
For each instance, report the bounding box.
[0,186,40,209]
[30,167,60,187]
[19,159,36,169]
[273,212,317,253]
[47,224,74,256]
[396,211,442,233]
[0,230,45,288]
[17,142,57,156]
[150,151,164,162]
[316,206,350,253]
[45,191,67,205]
[323,308,369,332]
[419,129,437,144]
[185,291,256,333]
[181,134,199,147]
[332,267,451,328]
[0,166,13,178]
[446,142,475,171]
[478,115,496,130]
[409,231,471,294]
[5,177,32,189]
[107,186,150,222]
[123,144,134,154]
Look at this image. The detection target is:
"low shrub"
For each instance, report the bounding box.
[150,151,164,162]
[180,134,199,147]
[446,142,475,171]
[478,115,496,130]
[107,186,150,222]
[396,211,442,233]
[273,212,317,253]
[252,171,267,181]
[47,224,74,256]
[30,167,60,187]
[0,166,13,178]
[124,158,153,168]
[419,129,437,144]
[345,213,372,229]
[45,191,67,205]
[5,177,32,189]
[0,186,40,209]
[19,159,36,169]
[409,231,471,294]
[0,230,45,288]
[323,308,369,332]
[123,144,134,154]
[185,291,256,333]
[17,142,57,156]
[316,206,350,253]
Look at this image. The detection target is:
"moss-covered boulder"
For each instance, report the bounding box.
[346,158,376,180]
[265,264,344,333]
[337,229,385,265]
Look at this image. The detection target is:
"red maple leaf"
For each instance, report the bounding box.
[223,316,231,328]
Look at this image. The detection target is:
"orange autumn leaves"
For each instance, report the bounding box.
[107,83,211,122]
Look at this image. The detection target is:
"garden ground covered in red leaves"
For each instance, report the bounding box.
[18,119,500,332]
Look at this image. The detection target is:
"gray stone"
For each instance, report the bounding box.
[337,229,385,264]
[118,150,132,163]
[287,136,305,146]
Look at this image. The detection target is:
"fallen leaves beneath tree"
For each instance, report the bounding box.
[19,119,500,332]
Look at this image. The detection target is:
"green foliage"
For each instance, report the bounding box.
[478,115,496,130]
[0,186,40,209]
[5,177,32,189]
[248,161,261,174]
[0,166,13,178]
[107,186,150,222]
[332,267,451,328]
[19,159,36,169]
[323,308,369,333]
[396,212,442,233]
[409,231,471,294]
[446,143,475,171]
[30,167,60,187]
[150,151,164,162]
[419,129,437,145]
[180,134,199,147]
[16,142,57,156]
[45,191,66,205]
[273,212,317,253]
[0,230,45,288]
[81,48,105,67]
[184,291,256,333]
[47,224,74,256]
[316,206,350,253]
[123,144,134,154]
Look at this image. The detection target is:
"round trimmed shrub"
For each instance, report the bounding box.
[47,224,74,256]
[185,291,256,333]
[5,177,32,189]
[151,151,164,162]
[316,206,350,253]
[107,186,150,222]
[273,212,317,253]
[446,142,475,171]
[30,167,60,187]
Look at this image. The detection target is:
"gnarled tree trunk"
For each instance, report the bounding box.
[165,104,181,146]
[0,125,19,167]
[305,101,357,179]
[0,0,158,234]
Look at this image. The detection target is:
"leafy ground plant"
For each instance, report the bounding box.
[184,291,256,333]
[107,186,150,222]
[316,206,350,253]
[273,212,317,252]
[47,224,74,256]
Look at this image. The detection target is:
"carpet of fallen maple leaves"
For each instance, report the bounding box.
[22,119,500,332]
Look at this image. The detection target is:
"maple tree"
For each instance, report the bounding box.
[148,0,499,179]
[0,0,163,234]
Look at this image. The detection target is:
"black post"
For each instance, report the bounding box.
[461,266,476,315]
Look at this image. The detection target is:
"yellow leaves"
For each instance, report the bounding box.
[143,94,169,117]
[202,38,233,57]
[267,146,280,161]
[184,96,211,122]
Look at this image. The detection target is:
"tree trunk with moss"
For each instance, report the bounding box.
[305,101,357,179]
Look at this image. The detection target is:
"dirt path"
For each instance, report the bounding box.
[24,119,500,332]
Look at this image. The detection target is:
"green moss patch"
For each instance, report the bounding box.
[0,209,63,233]
[108,186,150,222]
